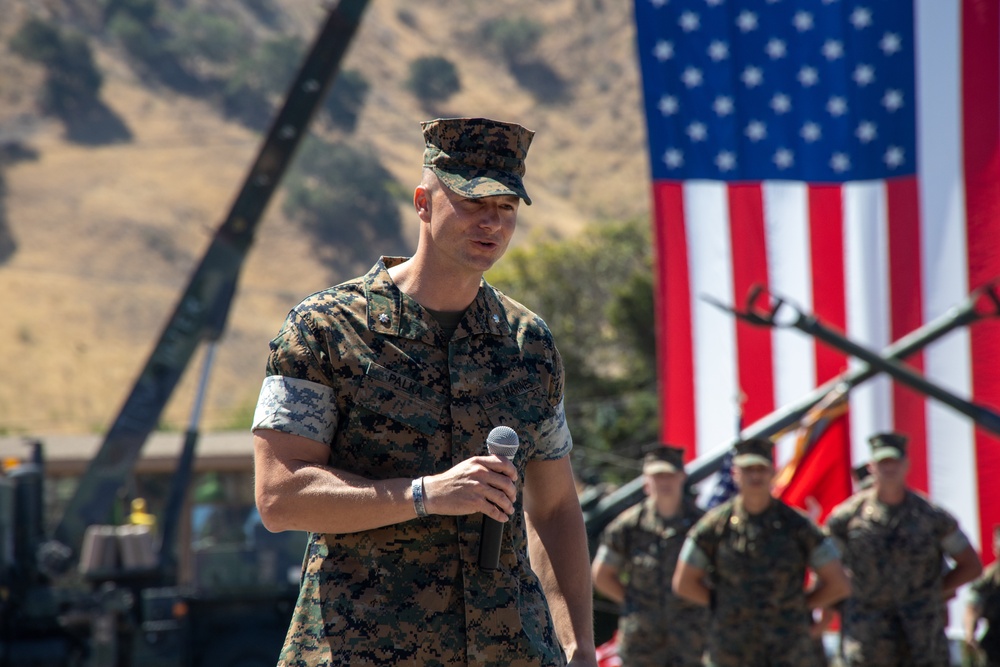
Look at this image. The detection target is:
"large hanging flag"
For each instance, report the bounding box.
[633,0,1000,564]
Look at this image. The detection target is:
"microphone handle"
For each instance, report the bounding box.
[478,515,505,570]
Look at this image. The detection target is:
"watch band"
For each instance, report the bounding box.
[412,477,428,518]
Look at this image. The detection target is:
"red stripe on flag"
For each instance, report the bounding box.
[727,184,775,423]
[652,182,697,457]
[962,0,1000,558]
[886,177,929,493]
[807,185,849,382]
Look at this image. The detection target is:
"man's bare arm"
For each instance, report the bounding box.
[591,559,625,606]
[672,558,711,607]
[943,545,983,599]
[524,457,597,667]
[253,429,516,534]
[805,559,851,610]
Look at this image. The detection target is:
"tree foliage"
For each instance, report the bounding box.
[9,18,103,117]
[405,56,461,104]
[282,136,402,254]
[166,9,243,65]
[487,218,659,483]
[479,17,545,66]
[324,69,370,132]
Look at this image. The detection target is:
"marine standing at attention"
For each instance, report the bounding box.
[592,445,708,666]
[673,437,851,667]
[826,432,983,667]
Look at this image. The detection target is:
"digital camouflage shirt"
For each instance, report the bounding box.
[825,488,972,666]
[970,561,1000,661]
[680,496,838,667]
[594,497,707,667]
[253,257,574,667]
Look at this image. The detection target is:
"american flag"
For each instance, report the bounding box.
[634,0,1000,585]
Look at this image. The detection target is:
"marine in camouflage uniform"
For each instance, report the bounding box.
[825,432,983,667]
[966,527,1000,667]
[251,118,596,667]
[592,446,707,667]
[673,438,850,667]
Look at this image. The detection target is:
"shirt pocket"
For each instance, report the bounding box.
[337,363,449,476]
[477,374,549,464]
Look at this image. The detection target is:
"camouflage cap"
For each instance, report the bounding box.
[642,445,685,475]
[421,117,534,205]
[732,437,774,468]
[869,431,908,461]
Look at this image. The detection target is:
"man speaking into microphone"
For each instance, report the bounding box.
[251,118,596,667]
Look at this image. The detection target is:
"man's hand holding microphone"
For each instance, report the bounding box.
[414,427,519,565]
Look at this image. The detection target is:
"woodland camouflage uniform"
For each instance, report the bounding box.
[678,438,839,667]
[253,119,575,666]
[257,257,571,666]
[596,495,707,667]
[825,433,974,667]
[970,560,1000,666]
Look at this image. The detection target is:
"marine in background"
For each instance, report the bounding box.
[673,437,851,667]
[964,524,1000,666]
[825,431,983,667]
[591,445,708,667]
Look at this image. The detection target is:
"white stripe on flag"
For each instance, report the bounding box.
[763,182,816,465]
[843,181,894,459]
[763,182,816,409]
[914,0,979,549]
[685,180,740,452]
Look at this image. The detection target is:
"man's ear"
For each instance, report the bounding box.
[414,185,431,221]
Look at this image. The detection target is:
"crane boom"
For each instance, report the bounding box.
[54,0,370,555]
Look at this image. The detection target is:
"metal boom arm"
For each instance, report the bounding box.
[54,0,370,555]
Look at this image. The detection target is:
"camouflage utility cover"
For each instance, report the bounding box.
[596,497,707,667]
[825,488,971,667]
[422,117,535,205]
[254,257,572,666]
[683,497,833,667]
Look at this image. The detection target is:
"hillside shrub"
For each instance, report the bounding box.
[479,17,544,66]
[101,0,158,24]
[108,12,165,63]
[9,18,103,116]
[324,69,369,132]
[253,36,304,97]
[167,9,242,65]
[283,137,402,247]
[405,56,460,104]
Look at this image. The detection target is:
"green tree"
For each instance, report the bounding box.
[479,17,544,66]
[405,56,460,105]
[253,36,304,97]
[487,218,659,482]
[102,0,158,24]
[167,9,243,65]
[9,18,103,116]
[108,12,164,63]
[324,69,370,132]
[282,136,402,253]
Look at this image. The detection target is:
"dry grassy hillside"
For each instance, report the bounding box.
[0,0,651,436]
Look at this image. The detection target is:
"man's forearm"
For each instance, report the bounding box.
[526,506,596,664]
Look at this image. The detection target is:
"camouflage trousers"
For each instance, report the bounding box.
[616,614,706,667]
[705,627,826,667]
[839,606,949,667]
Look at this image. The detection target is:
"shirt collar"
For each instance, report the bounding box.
[365,256,512,341]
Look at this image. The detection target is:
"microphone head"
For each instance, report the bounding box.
[486,425,519,460]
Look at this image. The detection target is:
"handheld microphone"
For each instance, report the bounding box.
[478,425,520,570]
